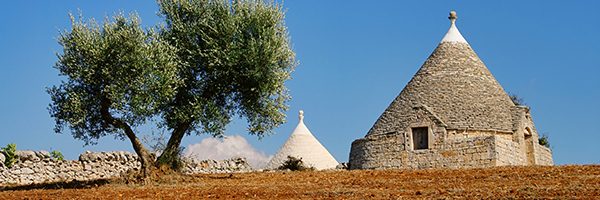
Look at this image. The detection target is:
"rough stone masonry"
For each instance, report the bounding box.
[0,150,252,186]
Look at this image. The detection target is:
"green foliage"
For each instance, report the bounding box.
[48,12,181,145]
[539,134,550,148]
[158,0,296,137]
[50,150,65,161]
[278,156,314,171]
[1,143,18,168]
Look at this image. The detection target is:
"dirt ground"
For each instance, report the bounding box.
[1,165,599,199]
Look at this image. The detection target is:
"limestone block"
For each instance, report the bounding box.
[0,152,5,167]
[117,151,128,162]
[78,151,94,162]
[17,150,39,162]
[35,151,50,159]
[21,168,34,174]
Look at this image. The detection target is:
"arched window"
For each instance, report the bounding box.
[525,127,532,136]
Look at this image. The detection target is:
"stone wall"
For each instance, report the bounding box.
[533,144,553,166]
[349,133,406,169]
[0,151,251,186]
[349,133,555,170]
[494,136,526,166]
[183,158,251,174]
[350,135,500,170]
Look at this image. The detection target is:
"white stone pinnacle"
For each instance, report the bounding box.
[441,10,468,44]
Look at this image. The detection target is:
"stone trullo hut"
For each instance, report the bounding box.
[266,110,339,170]
[349,11,553,170]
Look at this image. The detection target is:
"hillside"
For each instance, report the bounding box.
[1,165,598,199]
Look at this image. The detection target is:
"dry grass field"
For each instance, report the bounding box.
[1,165,599,199]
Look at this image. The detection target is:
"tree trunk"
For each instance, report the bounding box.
[156,121,191,169]
[123,128,154,177]
[101,97,154,177]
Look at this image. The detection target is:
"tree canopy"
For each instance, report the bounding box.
[49,0,296,176]
[49,13,180,144]
[155,0,295,166]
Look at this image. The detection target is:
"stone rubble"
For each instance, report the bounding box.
[0,150,252,186]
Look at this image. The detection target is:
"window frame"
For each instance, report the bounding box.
[410,126,430,150]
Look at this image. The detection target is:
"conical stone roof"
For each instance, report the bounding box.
[367,11,516,136]
[265,110,339,170]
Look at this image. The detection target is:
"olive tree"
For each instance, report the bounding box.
[49,13,181,176]
[49,0,296,175]
[155,0,295,168]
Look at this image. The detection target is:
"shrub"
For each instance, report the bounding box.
[1,143,18,168]
[539,134,550,148]
[509,93,527,106]
[156,146,186,172]
[278,156,314,171]
[50,150,64,161]
[143,131,187,171]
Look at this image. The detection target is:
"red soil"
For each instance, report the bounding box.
[1,165,599,199]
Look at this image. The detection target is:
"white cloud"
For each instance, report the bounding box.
[184,135,272,169]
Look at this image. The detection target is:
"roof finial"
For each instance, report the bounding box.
[299,110,304,121]
[449,10,457,24]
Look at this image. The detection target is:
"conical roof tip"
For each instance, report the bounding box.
[441,10,468,44]
[292,110,310,136]
[265,109,339,170]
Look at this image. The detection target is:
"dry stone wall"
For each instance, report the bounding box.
[493,136,526,166]
[0,151,251,186]
[349,134,406,169]
[349,135,539,170]
[351,128,556,170]
[350,135,501,169]
[183,158,251,174]
[533,144,553,166]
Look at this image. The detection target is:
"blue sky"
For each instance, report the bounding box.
[0,1,598,165]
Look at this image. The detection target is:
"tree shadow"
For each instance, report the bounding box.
[0,179,112,191]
